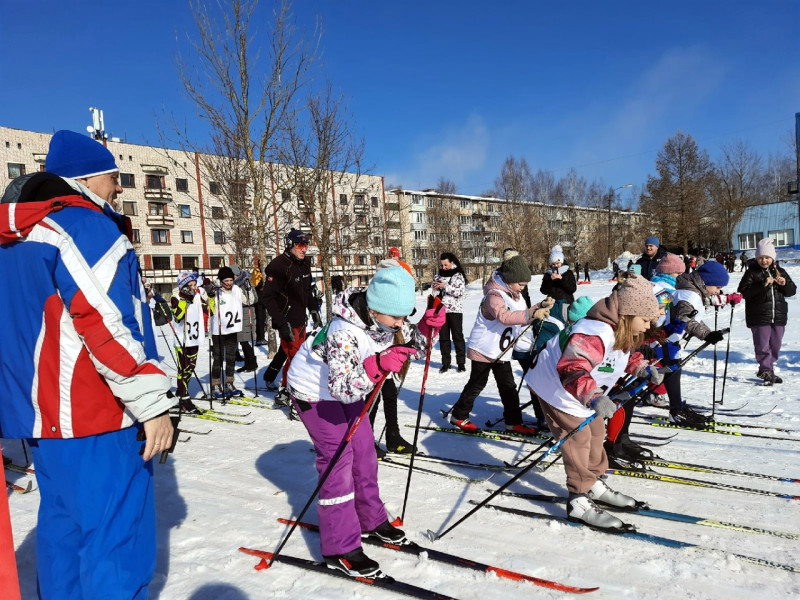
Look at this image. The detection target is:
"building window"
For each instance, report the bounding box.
[460,215,470,224]
[412,194,423,206]
[413,212,425,224]
[209,181,220,195]
[151,229,169,245]
[339,194,348,205]
[7,163,25,179]
[372,235,381,246]
[358,254,368,265]
[211,206,224,219]
[179,204,191,218]
[738,232,761,251]
[371,196,379,207]
[181,256,198,270]
[181,230,193,243]
[214,230,225,244]
[175,178,189,192]
[460,199,472,209]
[354,194,365,206]
[342,234,351,246]
[768,229,794,247]
[148,202,167,216]
[281,190,291,203]
[122,201,138,216]
[152,256,171,270]
[413,230,427,241]
[145,175,164,189]
[372,217,380,228]
[460,231,471,241]
[209,256,225,269]
[120,173,135,188]
[342,255,351,265]
[131,229,140,243]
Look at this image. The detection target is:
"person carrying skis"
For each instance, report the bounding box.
[171,271,208,412]
[431,251,467,372]
[737,238,796,386]
[0,131,175,598]
[540,244,577,303]
[448,255,553,434]
[208,265,245,398]
[525,274,663,530]
[232,265,259,374]
[668,261,733,424]
[285,266,445,577]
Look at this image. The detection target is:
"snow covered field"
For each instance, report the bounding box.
[6,256,800,599]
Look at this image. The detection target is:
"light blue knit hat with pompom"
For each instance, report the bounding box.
[366,266,416,316]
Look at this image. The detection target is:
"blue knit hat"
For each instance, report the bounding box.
[568,296,595,322]
[645,236,660,247]
[46,130,118,179]
[366,266,416,316]
[697,261,729,287]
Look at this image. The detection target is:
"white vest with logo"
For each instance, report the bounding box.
[527,318,629,418]
[175,294,205,347]
[287,317,384,403]
[468,289,528,361]
[209,286,244,335]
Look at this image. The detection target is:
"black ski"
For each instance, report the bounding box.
[239,547,459,599]
[407,424,552,445]
[642,413,798,434]
[277,519,600,594]
[631,419,800,442]
[379,456,493,483]
[383,451,518,471]
[475,502,799,573]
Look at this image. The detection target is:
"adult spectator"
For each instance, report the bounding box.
[432,252,467,372]
[540,244,577,303]
[261,228,320,404]
[251,255,268,345]
[635,235,667,280]
[0,130,175,598]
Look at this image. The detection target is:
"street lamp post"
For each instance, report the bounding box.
[607,184,633,268]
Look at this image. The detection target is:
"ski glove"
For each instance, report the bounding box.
[363,345,418,383]
[709,294,728,307]
[278,322,295,342]
[540,296,556,310]
[417,304,447,339]
[725,293,743,306]
[636,364,664,386]
[590,395,616,419]
[531,305,551,322]
[310,310,323,329]
[663,319,687,337]
[704,330,725,345]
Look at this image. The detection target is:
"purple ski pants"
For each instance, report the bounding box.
[750,324,785,372]
[295,398,387,556]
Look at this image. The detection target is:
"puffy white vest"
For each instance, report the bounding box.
[468,289,528,361]
[209,286,244,335]
[287,317,383,403]
[175,294,205,347]
[526,318,629,418]
[671,289,705,323]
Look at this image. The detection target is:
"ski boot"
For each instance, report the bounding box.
[324,547,382,578]
[567,494,634,531]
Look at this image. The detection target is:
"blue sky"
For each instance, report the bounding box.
[2,1,798,205]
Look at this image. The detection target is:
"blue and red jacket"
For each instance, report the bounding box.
[0,173,174,439]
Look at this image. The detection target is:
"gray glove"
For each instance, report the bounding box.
[637,365,664,386]
[590,395,616,419]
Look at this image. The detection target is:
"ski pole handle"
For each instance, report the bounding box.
[160,413,182,464]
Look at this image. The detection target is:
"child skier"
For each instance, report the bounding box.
[208,266,245,398]
[668,261,732,425]
[171,271,208,413]
[285,266,445,577]
[526,274,664,530]
[737,238,796,385]
[448,255,553,434]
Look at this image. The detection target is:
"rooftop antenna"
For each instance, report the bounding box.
[87,107,108,143]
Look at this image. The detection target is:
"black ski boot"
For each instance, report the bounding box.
[324,547,382,577]
[385,430,416,455]
[363,520,408,544]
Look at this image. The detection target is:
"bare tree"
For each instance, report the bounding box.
[710,140,763,251]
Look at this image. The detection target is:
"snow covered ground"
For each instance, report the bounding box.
[6,256,800,599]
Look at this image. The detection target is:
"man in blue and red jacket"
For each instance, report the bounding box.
[0,130,175,599]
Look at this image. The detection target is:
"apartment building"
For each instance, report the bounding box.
[0,126,389,295]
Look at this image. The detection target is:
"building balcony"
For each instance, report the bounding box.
[353,204,370,213]
[144,189,173,201]
[146,214,175,228]
[385,202,400,212]
[141,165,169,174]
[411,222,427,231]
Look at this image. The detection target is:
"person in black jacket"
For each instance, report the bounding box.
[260,228,321,403]
[737,238,796,386]
[634,236,667,280]
[539,245,577,303]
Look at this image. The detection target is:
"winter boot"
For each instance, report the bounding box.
[439,364,451,374]
[457,364,466,372]
[225,379,244,397]
[449,415,479,432]
[567,494,629,530]
[179,397,203,415]
[505,423,539,436]
[616,434,654,460]
[645,393,669,408]
[374,442,387,460]
[669,407,708,427]
[262,365,281,387]
[324,547,382,578]
[211,379,226,399]
[274,387,291,407]
[363,520,408,545]
[385,430,416,455]
[586,478,639,509]
[757,370,774,386]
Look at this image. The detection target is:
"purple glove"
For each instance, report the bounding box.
[726,293,743,306]
[417,305,447,338]
[363,345,419,382]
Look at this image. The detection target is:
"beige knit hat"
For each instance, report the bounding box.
[617,274,660,317]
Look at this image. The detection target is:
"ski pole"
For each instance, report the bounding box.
[426,381,648,542]
[718,303,735,407]
[515,317,548,394]
[399,296,442,524]
[0,441,21,600]
[485,399,535,429]
[270,371,389,567]
[711,305,719,419]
